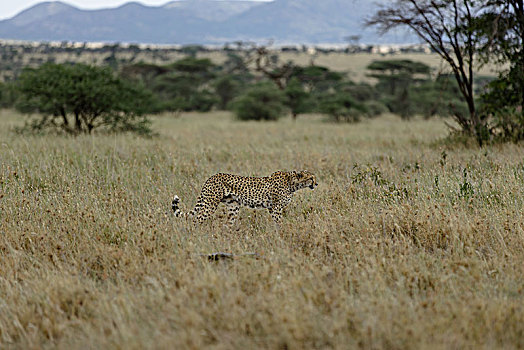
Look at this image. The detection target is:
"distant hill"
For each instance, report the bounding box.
[163,0,262,21]
[0,0,416,44]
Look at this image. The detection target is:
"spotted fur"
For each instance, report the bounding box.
[171,170,318,227]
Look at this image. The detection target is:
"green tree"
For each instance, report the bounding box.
[154,57,217,112]
[474,1,524,141]
[179,45,205,58]
[368,0,487,145]
[171,57,215,75]
[476,1,524,107]
[367,60,430,95]
[415,74,470,118]
[290,65,344,93]
[0,81,17,108]
[120,63,170,86]
[16,63,152,135]
[284,77,311,120]
[215,76,239,110]
[367,59,431,119]
[334,81,386,118]
[232,82,286,121]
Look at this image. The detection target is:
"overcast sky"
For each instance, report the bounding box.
[0,0,272,20]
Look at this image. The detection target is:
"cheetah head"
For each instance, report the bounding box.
[291,170,318,191]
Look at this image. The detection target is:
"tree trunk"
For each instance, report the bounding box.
[75,111,82,132]
[60,107,68,126]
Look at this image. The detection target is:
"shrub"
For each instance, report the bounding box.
[232,82,286,121]
[363,100,388,117]
[0,81,17,109]
[189,89,219,112]
[319,92,368,123]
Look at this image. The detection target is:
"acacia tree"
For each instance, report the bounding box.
[252,46,295,90]
[225,42,298,90]
[367,59,431,118]
[284,77,311,120]
[476,1,524,103]
[367,0,487,145]
[17,63,152,135]
[367,60,430,95]
[474,1,524,140]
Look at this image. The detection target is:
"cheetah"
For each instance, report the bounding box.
[171,170,318,227]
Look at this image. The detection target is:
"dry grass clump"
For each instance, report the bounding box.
[1,110,523,349]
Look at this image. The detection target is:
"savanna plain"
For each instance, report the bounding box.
[1,110,523,349]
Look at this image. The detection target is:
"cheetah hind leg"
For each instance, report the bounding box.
[172,194,221,224]
[225,202,240,230]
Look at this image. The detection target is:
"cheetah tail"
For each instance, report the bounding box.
[171,195,182,216]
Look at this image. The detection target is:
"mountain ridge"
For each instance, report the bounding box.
[0,0,416,44]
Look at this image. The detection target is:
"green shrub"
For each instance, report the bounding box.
[189,89,219,112]
[0,81,17,108]
[363,100,388,117]
[232,82,286,121]
[319,92,368,123]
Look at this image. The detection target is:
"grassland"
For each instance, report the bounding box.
[1,110,523,349]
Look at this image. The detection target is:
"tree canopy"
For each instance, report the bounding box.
[367,0,486,144]
[475,1,524,141]
[16,63,152,135]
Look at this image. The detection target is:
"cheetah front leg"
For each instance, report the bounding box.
[268,206,283,231]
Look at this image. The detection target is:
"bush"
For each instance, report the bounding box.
[490,107,524,142]
[334,82,384,118]
[0,82,17,109]
[319,92,368,123]
[189,89,219,112]
[232,82,287,121]
[363,100,388,117]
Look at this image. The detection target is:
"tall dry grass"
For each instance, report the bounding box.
[1,110,523,349]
